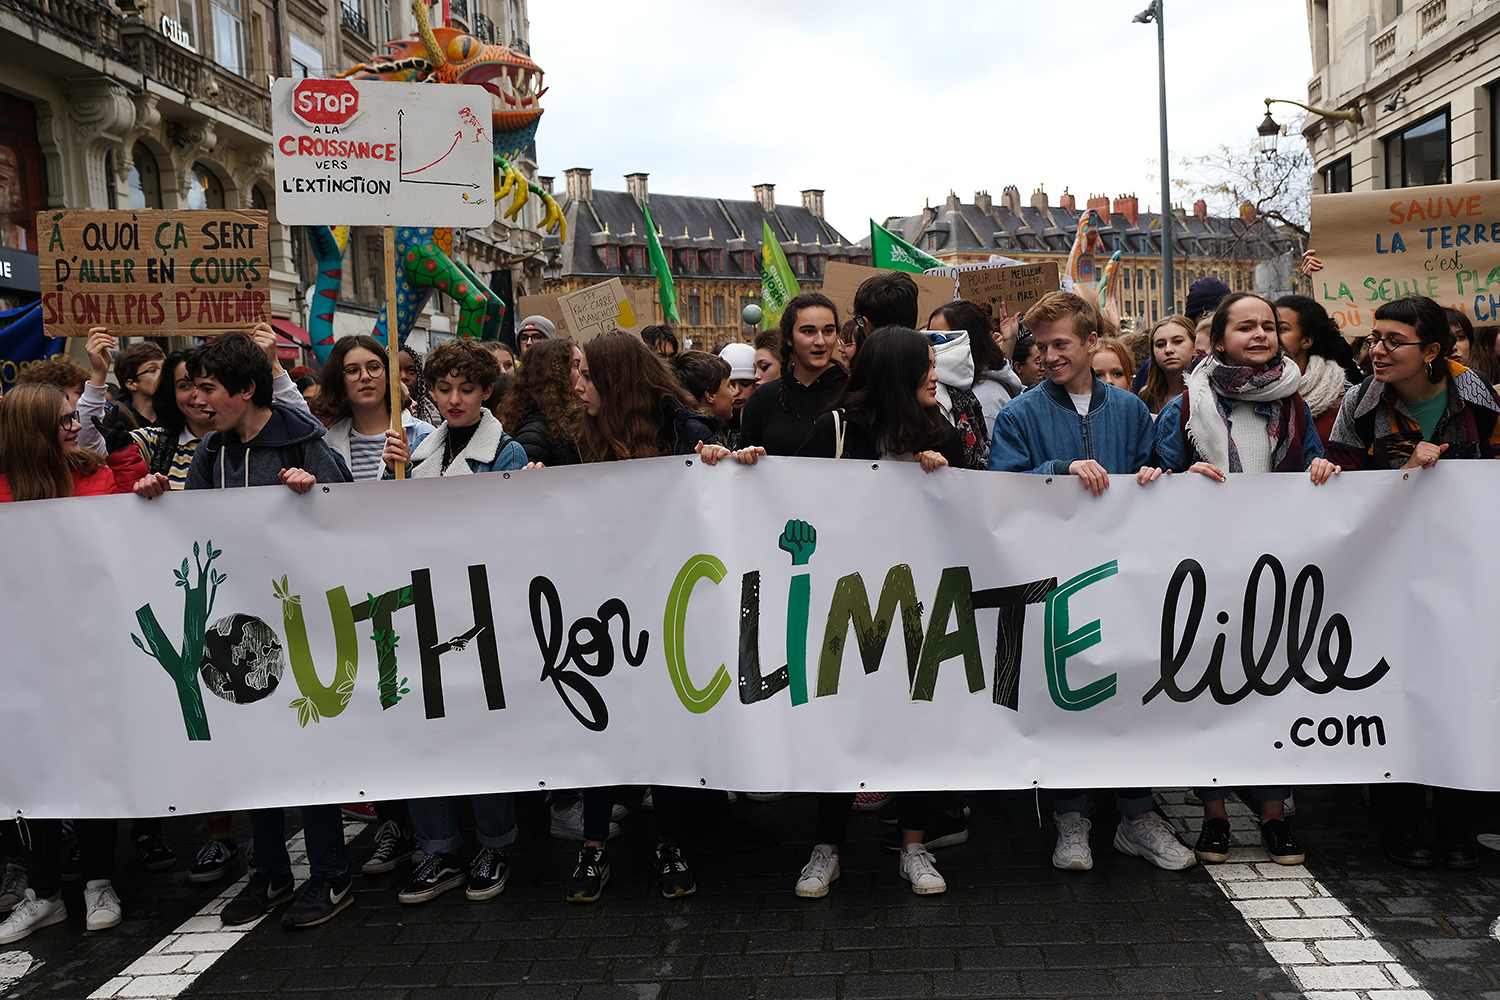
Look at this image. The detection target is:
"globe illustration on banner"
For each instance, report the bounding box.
[200,614,286,704]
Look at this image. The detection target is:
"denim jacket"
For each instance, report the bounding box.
[987,377,1156,476]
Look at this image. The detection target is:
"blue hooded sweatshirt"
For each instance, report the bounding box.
[987,377,1156,476]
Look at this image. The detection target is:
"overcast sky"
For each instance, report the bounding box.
[527,1,1314,240]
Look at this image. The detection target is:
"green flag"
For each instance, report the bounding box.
[641,202,679,325]
[760,219,800,330]
[869,219,944,273]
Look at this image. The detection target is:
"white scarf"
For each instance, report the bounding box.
[931,332,975,424]
[1184,355,1302,472]
[409,409,505,478]
[1298,354,1346,418]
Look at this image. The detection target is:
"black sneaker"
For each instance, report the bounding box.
[220,870,294,925]
[465,847,509,901]
[396,852,464,904]
[1438,836,1479,870]
[654,844,696,899]
[361,820,416,875]
[880,811,971,852]
[60,843,82,882]
[281,872,354,929]
[1386,831,1434,868]
[1261,819,1305,865]
[566,846,609,903]
[134,834,177,872]
[1194,818,1232,864]
[190,839,238,884]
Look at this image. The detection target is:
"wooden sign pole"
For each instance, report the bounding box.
[384,225,405,479]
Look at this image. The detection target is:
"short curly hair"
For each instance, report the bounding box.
[425,338,500,389]
[16,355,89,394]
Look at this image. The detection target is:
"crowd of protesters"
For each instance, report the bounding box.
[0,257,1494,943]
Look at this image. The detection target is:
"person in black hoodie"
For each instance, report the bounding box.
[736,292,847,457]
[498,338,583,466]
[669,349,734,445]
[133,332,354,931]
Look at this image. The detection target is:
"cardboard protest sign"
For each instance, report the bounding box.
[557,278,647,340]
[38,209,270,337]
[1309,180,1500,331]
[271,78,495,227]
[519,288,655,341]
[820,261,954,328]
[952,261,1060,319]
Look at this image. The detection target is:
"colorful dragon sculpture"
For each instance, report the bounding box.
[304,0,566,362]
[1063,209,1124,329]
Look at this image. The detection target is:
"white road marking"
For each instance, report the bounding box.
[86,822,364,1000]
[1158,790,1433,999]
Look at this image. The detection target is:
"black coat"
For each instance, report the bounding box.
[511,410,581,466]
[737,366,848,456]
[797,410,965,467]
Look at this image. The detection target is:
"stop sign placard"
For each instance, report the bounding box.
[292,78,360,127]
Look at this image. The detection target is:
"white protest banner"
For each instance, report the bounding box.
[2,459,1496,819]
[1309,179,1500,330]
[271,78,495,227]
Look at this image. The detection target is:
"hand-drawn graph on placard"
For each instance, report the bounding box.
[397,106,486,190]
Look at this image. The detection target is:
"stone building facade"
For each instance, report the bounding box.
[879,185,1303,329]
[541,170,868,347]
[1304,0,1500,193]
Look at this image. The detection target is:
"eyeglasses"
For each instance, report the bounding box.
[518,332,546,343]
[58,411,81,428]
[1365,335,1420,352]
[343,362,386,380]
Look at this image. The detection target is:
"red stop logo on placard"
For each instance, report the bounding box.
[292,78,361,127]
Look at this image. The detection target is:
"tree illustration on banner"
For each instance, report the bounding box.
[276,575,360,727]
[132,541,226,741]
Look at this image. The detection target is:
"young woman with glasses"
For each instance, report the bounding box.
[314,335,435,481]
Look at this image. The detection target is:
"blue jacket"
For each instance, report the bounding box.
[386,409,526,478]
[987,378,1156,476]
[1154,392,1324,473]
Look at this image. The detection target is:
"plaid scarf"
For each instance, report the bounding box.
[1185,355,1303,473]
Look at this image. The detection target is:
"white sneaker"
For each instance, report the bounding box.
[1283,792,1297,818]
[898,844,946,894]
[1052,812,1093,871]
[0,890,67,944]
[84,879,122,931]
[745,792,788,802]
[611,803,629,822]
[1114,812,1198,870]
[640,788,654,811]
[548,799,621,841]
[0,862,26,913]
[794,845,840,898]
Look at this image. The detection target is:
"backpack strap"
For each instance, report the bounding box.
[832,409,845,460]
[1178,387,1190,458]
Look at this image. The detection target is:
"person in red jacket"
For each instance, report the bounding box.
[0,383,143,946]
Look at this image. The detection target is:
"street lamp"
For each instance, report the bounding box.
[1133,0,1173,315]
[1256,97,1362,155]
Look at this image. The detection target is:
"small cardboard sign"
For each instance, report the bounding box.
[953,261,1060,319]
[271,78,496,227]
[820,261,955,328]
[1309,180,1500,331]
[37,209,270,337]
[557,278,646,340]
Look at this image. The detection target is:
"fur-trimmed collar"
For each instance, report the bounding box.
[409,409,504,477]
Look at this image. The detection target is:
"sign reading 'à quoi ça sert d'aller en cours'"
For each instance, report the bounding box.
[37,209,270,337]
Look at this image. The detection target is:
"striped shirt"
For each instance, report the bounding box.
[348,429,386,481]
[131,425,200,490]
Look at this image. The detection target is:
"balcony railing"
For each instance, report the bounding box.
[340,0,367,37]
[1419,0,1447,36]
[473,11,494,43]
[1372,25,1396,64]
[1,0,120,52]
[120,21,271,131]
[448,0,467,22]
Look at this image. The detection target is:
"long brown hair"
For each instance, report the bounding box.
[499,337,579,443]
[1139,315,1197,414]
[311,334,391,425]
[0,383,104,501]
[777,292,842,411]
[576,331,696,462]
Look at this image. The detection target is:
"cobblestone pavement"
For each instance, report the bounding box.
[2,788,1498,999]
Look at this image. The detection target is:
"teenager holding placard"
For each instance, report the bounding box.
[380,339,525,477]
[0,383,148,943]
[737,293,846,456]
[313,334,434,481]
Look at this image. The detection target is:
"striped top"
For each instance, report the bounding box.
[348,429,386,481]
[131,425,200,490]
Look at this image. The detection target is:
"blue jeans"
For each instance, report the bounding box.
[1052,788,1155,817]
[1194,786,1290,804]
[407,794,518,855]
[249,805,346,879]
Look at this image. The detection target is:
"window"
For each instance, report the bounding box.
[1137,300,1145,317]
[1135,268,1143,291]
[161,0,197,50]
[0,95,44,253]
[712,295,725,326]
[1312,0,1329,69]
[687,295,701,326]
[289,34,323,77]
[1124,301,1133,316]
[213,0,247,77]
[1492,82,1500,180]
[1322,155,1352,193]
[1385,109,1450,188]
[126,144,162,210]
[375,0,391,41]
[1152,300,1159,322]
[1235,271,1243,291]
[187,163,224,210]
[1150,269,1157,291]
[509,0,521,43]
